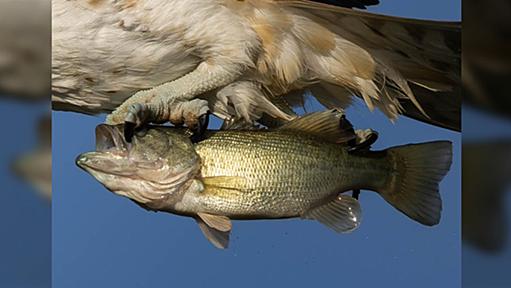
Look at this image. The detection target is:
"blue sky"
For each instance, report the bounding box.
[462,106,511,288]
[0,101,51,288]
[53,2,461,288]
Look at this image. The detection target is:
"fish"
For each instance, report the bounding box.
[76,110,453,249]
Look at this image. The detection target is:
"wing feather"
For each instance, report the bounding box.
[269,0,461,130]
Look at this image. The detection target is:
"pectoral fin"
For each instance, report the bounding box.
[303,195,362,233]
[197,212,232,232]
[202,176,247,190]
[196,217,231,249]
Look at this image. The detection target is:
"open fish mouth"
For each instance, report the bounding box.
[95,124,129,152]
[76,124,199,204]
[75,124,135,175]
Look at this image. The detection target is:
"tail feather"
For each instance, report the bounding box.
[379,141,452,226]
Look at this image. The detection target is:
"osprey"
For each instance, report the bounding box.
[52,0,460,135]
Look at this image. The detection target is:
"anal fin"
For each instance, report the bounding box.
[303,195,362,233]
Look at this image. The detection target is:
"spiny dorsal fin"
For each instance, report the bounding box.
[277,109,356,143]
[302,194,362,233]
[196,217,230,249]
[197,212,232,232]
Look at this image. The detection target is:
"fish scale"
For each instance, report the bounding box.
[194,130,390,218]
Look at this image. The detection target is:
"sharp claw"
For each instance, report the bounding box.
[125,111,137,124]
[349,143,368,154]
[198,111,210,134]
[352,189,361,200]
[123,103,146,142]
[348,130,379,154]
[124,121,136,143]
[190,111,210,143]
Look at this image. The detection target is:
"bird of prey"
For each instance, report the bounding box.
[52,0,460,137]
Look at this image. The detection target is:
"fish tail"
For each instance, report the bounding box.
[379,141,453,226]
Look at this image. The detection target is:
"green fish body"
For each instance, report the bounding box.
[194,130,388,219]
[77,110,453,248]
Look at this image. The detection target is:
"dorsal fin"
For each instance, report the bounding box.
[277,109,356,143]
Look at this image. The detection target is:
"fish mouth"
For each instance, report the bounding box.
[95,124,129,152]
[75,124,134,174]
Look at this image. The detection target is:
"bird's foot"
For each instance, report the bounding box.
[348,129,379,154]
[106,94,210,142]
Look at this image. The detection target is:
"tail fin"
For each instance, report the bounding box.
[380,141,453,226]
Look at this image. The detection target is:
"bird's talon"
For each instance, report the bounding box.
[124,112,137,126]
[348,129,379,154]
[124,121,136,143]
[190,111,210,143]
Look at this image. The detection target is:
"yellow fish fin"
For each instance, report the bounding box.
[302,194,362,233]
[277,109,356,144]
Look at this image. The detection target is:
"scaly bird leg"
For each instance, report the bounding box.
[106,62,241,141]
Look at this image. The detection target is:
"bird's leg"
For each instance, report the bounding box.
[106,62,241,141]
[352,189,361,200]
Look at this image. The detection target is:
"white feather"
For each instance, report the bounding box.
[52,0,460,127]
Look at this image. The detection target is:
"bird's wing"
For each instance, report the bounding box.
[270,0,461,131]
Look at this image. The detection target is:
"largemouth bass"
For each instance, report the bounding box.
[76,110,453,248]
